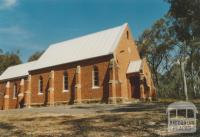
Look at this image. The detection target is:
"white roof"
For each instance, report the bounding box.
[30,23,128,71]
[0,61,37,81]
[127,60,142,74]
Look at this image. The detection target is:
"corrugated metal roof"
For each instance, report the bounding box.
[0,61,37,81]
[127,60,142,74]
[0,23,128,81]
[30,23,128,71]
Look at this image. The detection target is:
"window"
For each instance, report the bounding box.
[92,66,99,87]
[38,76,43,94]
[120,50,125,53]
[13,83,17,99]
[127,31,129,39]
[63,71,69,91]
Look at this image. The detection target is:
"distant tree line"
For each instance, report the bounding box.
[0,50,21,74]
[138,0,200,99]
[27,51,44,62]
[0,50,43,75]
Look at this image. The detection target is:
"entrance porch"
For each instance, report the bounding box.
[126,59,153,101]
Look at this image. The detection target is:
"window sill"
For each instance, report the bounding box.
[63,90,69,92]
[92,86,100,89]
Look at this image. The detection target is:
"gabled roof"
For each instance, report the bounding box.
[0,61,37,81]
[127,60,142,74]
[30,23,128,71]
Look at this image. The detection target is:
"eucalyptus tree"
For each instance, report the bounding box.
[28,51,44,62]
[137,16,176,88]
[167,0,200,99]
[0,49,22,74]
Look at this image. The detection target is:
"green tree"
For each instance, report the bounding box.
[137,0,200,99]
[167,0,200,41]
[28,51,44,62]
[159,64,183,98]
[138,16,176,88]
[0,50,22,74]
[167,0,200,98]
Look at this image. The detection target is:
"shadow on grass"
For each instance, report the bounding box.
[60,102,200,137]
[1,102,199,137]
[20,115,74,122]
[0,122,28,137]
[109,103,168,113]
[60,113,165,137]
[0,122,15,130]
[70,104,108,110]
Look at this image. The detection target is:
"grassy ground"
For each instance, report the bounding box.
[0,102,199,137]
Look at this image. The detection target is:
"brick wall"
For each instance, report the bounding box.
[30,55,112,105]
[0,82,6,109]
[0,77,28,109]
[142,58,156,98]
[9,79,20,109]
[114,25,155,100]
[114,26,141,101]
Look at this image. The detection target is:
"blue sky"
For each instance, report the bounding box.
[0,0,169,62]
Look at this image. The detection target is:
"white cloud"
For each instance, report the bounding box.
[0,25,43,62]
[0,0,17,10]
[0,26,31,47]
[0,26,27,35]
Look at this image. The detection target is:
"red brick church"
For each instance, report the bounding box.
[0,23,156,110]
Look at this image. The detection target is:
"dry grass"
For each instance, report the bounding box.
[0,103,199,137]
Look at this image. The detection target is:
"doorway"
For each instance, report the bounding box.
[129,75,140,99]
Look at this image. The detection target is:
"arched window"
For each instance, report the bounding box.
[13,83,17,98]
[63,71,68,91]
[92,66,99,87]
[38,76,43,93]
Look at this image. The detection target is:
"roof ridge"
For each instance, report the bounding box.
[49,23,126,49]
